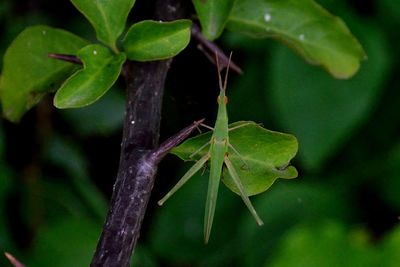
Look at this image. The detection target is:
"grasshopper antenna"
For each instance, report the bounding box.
[215,52,233,92]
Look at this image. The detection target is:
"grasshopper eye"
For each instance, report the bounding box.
[217,95,228,104]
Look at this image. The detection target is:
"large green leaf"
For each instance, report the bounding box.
[171,121,298,196]
[54,44,126,109]
[122,20,191,61]
[28,218,101,267]
[380,225,400,266]
[226,0,366,78]
[378,0,400,24]
[43,136,108,220]
[237,182,352,267]
[268,222,400,266]
[378,145,400,210]
[0,25,88,122]
[70,0,136,51]
[60,89,125,136]
[151,169,238,265]
[268,20,390,171]
[268,221,378,267]
[192,0,236,40]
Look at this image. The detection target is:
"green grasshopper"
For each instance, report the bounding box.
[158,56,263,243]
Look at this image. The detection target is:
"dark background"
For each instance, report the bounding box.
[0,0,400,266]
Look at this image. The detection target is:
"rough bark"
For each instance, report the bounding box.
[90,1,189,266]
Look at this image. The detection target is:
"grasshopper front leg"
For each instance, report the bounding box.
[158,153,210,206]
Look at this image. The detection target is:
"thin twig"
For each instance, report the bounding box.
[4,252,26,267]
[48,53,83,65]
[150,119,204,164]
[191,24,242,74]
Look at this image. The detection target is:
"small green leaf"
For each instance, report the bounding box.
[0,25,88,122]
[122,20,192,61]
[54,44,126,109]
[171,121,298,196]
[192,0,236,40]
[71,0,136,51]
[226,0,366,78]
[223,122,298,195]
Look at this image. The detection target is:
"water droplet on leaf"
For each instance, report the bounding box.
[264,13,272,22]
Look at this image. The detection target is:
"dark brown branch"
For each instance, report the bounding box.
[90,1,188,266]
[48,53,82,65]
[90,100,201,267]
[191,23,243,74]
[89,61,165,267]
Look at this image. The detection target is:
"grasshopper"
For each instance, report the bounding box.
[158,55,263,243]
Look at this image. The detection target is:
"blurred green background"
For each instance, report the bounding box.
[1,0,400,266]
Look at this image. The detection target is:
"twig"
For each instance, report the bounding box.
[48,53,82,65]
[149,119,205,164]
[191,23,242,74]
[4,252,26,267]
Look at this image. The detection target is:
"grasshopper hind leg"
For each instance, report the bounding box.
[224,155,264,226]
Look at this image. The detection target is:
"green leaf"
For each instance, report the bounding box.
[0,25,88,122]
[192,0,236,40]
[150,169,238,265]
[70,0,136,51]
[223,122,298,195]
[131,246,159,267]
[226,0,366,78]
[268,221,378,267]
[238,182,352,267]
[380,225,400,266]
[268,20,390,171]
[29,218,101,267]
[122,20,191,61]
[54,44,126,109]
[378,0,400,24]
[60,89,125,136]
[375,144,400,210]
[171,121,298,196]
[43,136,108,220]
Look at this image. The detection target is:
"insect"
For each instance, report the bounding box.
[158,55,263,243]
